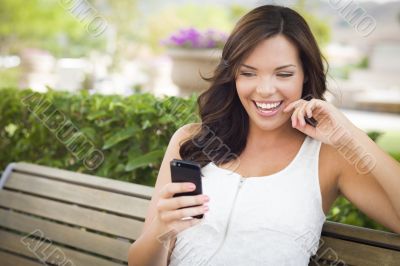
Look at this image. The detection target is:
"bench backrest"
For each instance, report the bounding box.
[0,162,152,266]
[1,162,399,265]
[311,221,400,265]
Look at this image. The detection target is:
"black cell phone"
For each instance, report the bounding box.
[170,159,204,219]
[303,95,318,128]
[305,116,318,127]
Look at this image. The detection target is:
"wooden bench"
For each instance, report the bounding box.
[0,162,399,265]
[0,162,152,266]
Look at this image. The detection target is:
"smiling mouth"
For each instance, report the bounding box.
[252,100,283,111]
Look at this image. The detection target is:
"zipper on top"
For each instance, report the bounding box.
[203,176,246,265]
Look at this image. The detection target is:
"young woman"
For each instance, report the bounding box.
[128,5,400,266]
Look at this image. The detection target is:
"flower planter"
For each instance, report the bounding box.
[20,49,55,73]
[19,48,56,91]
[167,48,222,96]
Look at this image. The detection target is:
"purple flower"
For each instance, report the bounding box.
[161,27,228,49]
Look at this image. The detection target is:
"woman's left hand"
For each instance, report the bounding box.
[283,98,358,147]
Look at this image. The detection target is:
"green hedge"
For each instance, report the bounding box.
[0,88,199,186]
[0,88,398,232]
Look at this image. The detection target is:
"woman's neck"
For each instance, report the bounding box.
[246,120,305,150]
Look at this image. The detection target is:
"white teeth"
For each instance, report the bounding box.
[255,101,281,110]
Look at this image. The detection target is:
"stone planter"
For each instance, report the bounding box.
[19,48,56,91]
[20,49,55,73]
[167,48,222,96]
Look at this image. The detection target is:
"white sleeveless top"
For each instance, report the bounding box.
[168,135,326,266]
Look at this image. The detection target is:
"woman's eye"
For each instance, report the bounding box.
[240,72,255,77]
[277,73,293,78]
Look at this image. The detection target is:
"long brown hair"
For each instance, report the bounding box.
[179,5,328,167]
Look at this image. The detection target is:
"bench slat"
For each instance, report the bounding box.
[0,190,144,240]
[0,250,42,266]
[13,162,153,199]
[315,235,400,265]
[5,172,149,218]
[0,209,131,262]
[0,229,125,266]
[322,221,400,250]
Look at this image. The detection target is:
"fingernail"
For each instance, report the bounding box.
[187,184,195,190]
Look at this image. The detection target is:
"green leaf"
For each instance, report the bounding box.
[80,127,96,140]
[141,120,151,130]
[102,127,138,150]
[125,150,164,171]
[87,110,107,120]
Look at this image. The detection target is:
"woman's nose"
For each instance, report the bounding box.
[256,77,276,96]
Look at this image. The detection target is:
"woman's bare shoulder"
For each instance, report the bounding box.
[177,122,201,142]
[183,122,201,133]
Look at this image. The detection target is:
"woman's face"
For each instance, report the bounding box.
[235,34,305,131]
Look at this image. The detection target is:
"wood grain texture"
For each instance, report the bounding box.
[0,189,144,240]
[0,230,125,266]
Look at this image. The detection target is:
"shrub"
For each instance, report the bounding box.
[0,88,199,186]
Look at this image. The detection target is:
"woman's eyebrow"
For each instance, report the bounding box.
[240,64,257,70]
[240,64,296,70]
[276,64,296,70]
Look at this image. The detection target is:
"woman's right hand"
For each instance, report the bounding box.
[154,182,210,238]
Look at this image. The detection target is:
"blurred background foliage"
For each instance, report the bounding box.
[0,0,330,65]
[1,88,399,232]
[0,0,106,57]
[0,0,331,92]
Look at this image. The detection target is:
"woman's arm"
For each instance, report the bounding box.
[128,123,201,266]
[336,125,400,233]
[284,98,400,233]
[128,217,172,266]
